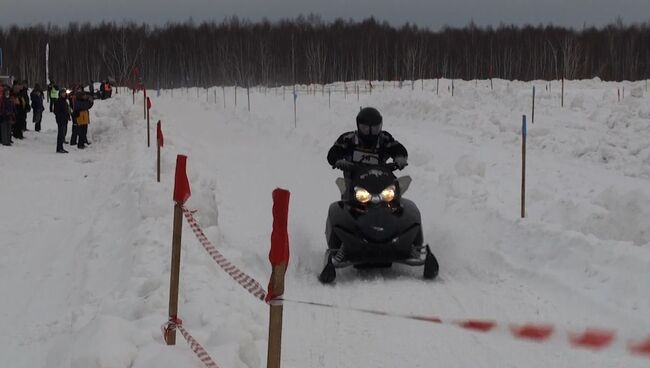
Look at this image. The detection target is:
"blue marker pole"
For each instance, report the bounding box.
[521,115,527,218]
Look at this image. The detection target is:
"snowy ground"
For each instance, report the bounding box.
[1,79,649,368]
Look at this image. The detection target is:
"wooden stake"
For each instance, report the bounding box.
[562,76,564,107]
[618,88,621,102]
[157,141,161,182]
[436,78,439,96]
[143,90,147,120]
[328,88,331,109]
[293,85,297,128]
[166,203,184,345]
[247,85,251,112]
[452,79,455,97]
[521,115,527,219]
[531,86,536,124]
[147,104,150,147]
[266,263,287,368]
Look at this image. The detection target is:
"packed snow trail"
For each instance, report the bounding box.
[1,80,649,368]
[149,81,650,367]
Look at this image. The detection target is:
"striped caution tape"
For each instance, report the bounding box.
[179,206,649,360]
[162,318,221,368]
[281,298,650,359]
[183,207,268,302]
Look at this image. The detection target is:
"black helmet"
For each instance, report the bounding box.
[356,107,383,144]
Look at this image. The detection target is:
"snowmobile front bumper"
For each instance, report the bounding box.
[330,224,423,267]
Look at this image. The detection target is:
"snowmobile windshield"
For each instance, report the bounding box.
[358,122,382,136]
[350,163,396,195]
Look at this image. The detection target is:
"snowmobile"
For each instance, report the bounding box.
[319,162,439,283]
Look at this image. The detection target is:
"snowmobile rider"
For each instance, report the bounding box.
[327,107,408,176]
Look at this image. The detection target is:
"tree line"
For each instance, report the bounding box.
[1,16,649,88]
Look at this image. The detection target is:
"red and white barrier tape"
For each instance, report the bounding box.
[162,318,221,368]
[183,207,268,302]
[180,207,649,360]
[282,298,650,359]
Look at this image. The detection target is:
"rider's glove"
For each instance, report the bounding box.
[334,159,355,171]
[394,156,408,170]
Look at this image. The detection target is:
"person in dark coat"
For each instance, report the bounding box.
[53,89,71,153]
[69,86,79,145]
[46,81,52,104]
[327,107,408,170]
[19,80,31,132]
[0,86,16,146]
[30,84,45,131]
[72,92,93,149]
[327,107,408,199]
[12,83,26,139]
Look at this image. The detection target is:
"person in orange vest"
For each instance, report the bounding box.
[100,80,113,99]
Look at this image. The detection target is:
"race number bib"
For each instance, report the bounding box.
[352,149,380,164]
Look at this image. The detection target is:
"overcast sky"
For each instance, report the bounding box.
[1,0,649,29]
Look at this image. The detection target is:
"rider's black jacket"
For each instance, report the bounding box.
[327,131,408,168]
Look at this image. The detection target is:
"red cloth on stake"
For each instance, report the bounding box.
[173,155,191,204]
[157,120,164,147]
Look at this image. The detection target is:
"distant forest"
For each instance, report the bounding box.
[1,16,650,88]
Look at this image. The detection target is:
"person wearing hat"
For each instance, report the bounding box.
[30,84,45,131]
[72,91,93,149]
[53,89,71,153]
[327,107,408,198]
[0,85,16,146]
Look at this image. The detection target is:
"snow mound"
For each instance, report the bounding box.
[454,155,486,177]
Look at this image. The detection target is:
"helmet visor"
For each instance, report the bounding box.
[358,122,382,136]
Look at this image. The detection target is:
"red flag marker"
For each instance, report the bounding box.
[147,97,152,110]
[266,188,290,302]
[157,120,164,147]
[269,188,290,266]
[173,155,191,204]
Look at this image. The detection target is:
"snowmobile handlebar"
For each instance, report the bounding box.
[337,161,400,172]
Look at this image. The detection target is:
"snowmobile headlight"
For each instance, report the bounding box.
[354,187,372,203]
[380,185,396,202]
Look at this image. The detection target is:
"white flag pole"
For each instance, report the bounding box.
[46,43,50,85]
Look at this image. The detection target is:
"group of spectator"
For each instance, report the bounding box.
[0,79,111,153]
